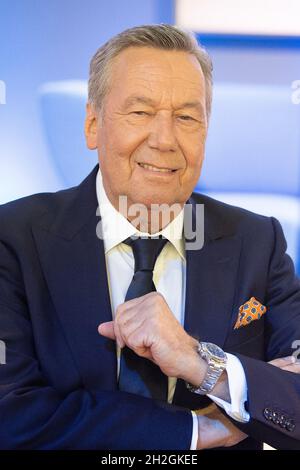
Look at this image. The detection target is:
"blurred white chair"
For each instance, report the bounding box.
[204,192,300,269]
[38,80,97,187]
[197,83,300,271]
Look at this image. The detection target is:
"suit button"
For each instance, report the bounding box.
[263,408,273,420]
[279,414,287,428]
[272,411,280,424]
[286,419,295,432]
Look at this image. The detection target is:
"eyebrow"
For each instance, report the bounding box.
[123,95,205,116]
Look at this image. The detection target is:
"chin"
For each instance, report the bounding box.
[133,192,179,208]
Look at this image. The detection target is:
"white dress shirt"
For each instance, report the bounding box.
[96,169,249,450]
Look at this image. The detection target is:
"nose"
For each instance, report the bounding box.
[147,113,178,153]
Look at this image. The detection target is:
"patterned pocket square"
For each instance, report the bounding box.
[234,297,267,329]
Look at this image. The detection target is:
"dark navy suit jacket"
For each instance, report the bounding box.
[0,165,300,450]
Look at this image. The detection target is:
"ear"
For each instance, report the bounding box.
[84,103,99,150]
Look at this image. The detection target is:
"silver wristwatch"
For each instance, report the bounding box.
[186,342,227,395]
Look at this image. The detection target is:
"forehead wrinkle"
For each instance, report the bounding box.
[122,93,205,118]
[127,68,202,88]
[124,74,204,103]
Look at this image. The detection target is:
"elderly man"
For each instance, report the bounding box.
[0,24,300,450]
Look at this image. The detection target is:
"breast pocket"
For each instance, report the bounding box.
[224,318,265,359]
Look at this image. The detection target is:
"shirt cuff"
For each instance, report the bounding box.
[208,352,250,423]
[190,411,198,450]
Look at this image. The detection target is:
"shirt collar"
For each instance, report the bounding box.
[96,169,185,260]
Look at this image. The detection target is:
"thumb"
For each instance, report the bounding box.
[98,321,116,340]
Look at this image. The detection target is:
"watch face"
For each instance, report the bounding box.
[205,342,227,360]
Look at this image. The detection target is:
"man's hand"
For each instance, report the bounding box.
[98,292,203,381]
[269,355,300,373]
[196,404,247,449]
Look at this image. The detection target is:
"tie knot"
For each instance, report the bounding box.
[124,236,168,272]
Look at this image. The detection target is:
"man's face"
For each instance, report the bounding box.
[86,46,208,210]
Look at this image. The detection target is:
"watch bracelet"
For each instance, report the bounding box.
[186,342,227,395]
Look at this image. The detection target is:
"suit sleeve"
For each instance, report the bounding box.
[233,217,300,450]
[0,239,192,450]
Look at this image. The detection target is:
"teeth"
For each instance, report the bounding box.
[139,163,173,173]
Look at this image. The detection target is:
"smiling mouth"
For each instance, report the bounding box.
[137,162,177,173]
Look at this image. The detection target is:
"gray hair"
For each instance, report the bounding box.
[88,24,213,119]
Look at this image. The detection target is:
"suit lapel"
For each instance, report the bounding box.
[183,194,242,347]
[173,194,242,408]
[184,235,242,348]
[32,165,118,392]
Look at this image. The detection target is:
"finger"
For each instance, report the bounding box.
[115,297,153,348]
[115,293,157,330]
[98,321,126,348]
[126,326,153,360]
[269,356,296,368]
[98,321,116,340]
[279,363,300,373]
[113,318,126,349]
[115,302,141,326]
[119,318,144,347]
[116,292,167,328]
[122,291,163,309]
[120,294,148,310]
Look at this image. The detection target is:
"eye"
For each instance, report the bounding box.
[178,115,195,121]
[131,111,149,116]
